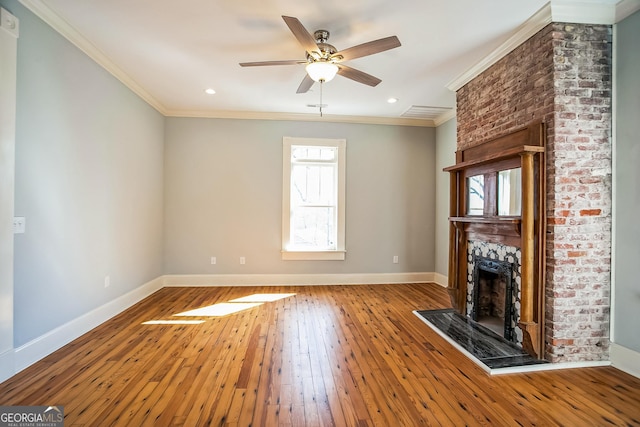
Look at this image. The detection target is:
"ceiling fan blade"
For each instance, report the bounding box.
[240,60,306,67]
[282,16,320,57]
[296,74,315,94]
[332,36,401,62]
[337,64,381,87]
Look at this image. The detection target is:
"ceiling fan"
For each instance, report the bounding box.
[240,15,401,94]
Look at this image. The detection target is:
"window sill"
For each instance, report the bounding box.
[281,250,346,261]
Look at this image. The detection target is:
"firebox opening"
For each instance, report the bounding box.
[475,269,507,336]
[471,257,515,343]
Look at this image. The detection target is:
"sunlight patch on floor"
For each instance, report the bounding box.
[229,293,296,303]
[142,293,297,324]
[174,302,263,317]
[142,320,206,325]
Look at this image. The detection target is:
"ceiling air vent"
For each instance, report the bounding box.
[401,105,452,120]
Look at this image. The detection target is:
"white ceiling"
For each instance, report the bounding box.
[18,0,633,125]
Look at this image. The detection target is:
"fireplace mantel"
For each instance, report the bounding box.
[445,122,546,358]
[443,145,544,172]
[450,216,521,234]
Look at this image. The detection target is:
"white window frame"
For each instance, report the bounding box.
[282,137,346,260]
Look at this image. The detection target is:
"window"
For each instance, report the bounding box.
[282,137,346,260]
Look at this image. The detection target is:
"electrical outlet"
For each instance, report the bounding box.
[393,255,399,264]
[13,217,25,234]
[104,275,110,288]
[210,256,216,265]
[240,256,246,265]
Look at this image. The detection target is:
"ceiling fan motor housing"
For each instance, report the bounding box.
[308,43,337,62]
[313,29,330,43]
[305,30,337,62]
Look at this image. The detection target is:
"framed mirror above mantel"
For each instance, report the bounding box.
[444,122,546,359]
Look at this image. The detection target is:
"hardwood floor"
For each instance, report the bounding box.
[1,283,639,426]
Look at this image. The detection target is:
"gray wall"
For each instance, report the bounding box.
[164,118,436,275]
[613,9,640,353]
[2,0,438,352]
[435,118,456,277]
[0,4,18,376]
[4,0,165,347]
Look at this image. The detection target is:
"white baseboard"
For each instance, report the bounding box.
[488,360,611,376]
[13,276,163,376]
[162,272,436,287]
[0,348,15,383]
[611,342,640,379]
[432,272,448,287]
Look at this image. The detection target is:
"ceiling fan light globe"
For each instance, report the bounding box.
[306,62,338,83]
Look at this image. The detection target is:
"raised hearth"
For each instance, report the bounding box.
[415,309,548,372]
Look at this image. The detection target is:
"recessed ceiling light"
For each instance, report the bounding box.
[387,97,398,104]
[204,88,216,95]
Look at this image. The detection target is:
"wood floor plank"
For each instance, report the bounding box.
[1,284,639,427]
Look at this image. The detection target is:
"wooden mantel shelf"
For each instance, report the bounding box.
[449,216,521,224]
[443,145,544,172]
[449,216,521,235]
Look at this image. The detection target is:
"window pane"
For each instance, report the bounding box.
[292,146,336,161]
[291,164,335,205]
[292,206,336,249]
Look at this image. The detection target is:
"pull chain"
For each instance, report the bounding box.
[319,80,324,117]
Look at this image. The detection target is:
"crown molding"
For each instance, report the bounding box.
[165,109,436,127]
[551,0,616,25]
[616,0,640,21]
[1,7,19,38]
[447,0,629,92]
[446,3,553,92]
[433,108,456,127]
[18,0,167,114]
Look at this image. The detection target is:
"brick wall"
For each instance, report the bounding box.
[457,25,555,149]
[456,23,612,362]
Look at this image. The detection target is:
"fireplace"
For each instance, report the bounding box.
[451,23,612,363]
[470,256,515,342]
[445,123,545,358]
